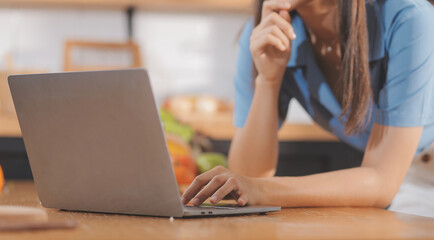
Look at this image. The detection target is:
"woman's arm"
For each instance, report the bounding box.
[257,124,422,208]
[182,124,422,207]
[228,78,280,177]
[229,0,295,177]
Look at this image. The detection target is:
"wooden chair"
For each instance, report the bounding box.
[63,40,142,72]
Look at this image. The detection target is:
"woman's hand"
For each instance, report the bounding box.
[250,0,296,84]
[181,166,262,206]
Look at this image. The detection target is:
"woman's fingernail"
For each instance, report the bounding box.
[181,197,186,204]
[192,198,200,206]
[210,196,218,203]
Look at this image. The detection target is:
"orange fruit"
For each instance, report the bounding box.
[173,165,195,185]
[166,134,191,157]
[172,155,197,175]
[0,164,4,195]
[166,133,197,186]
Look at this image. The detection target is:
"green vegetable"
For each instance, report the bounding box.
[160,108,177,124]
[164,121,194,142]
[196,153,227,173]
[159,108,194,142]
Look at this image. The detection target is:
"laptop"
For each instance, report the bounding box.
[8,69,280,217]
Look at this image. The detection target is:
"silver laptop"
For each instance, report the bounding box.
[8,69,280,217]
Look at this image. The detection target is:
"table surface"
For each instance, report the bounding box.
[1,181,434,240]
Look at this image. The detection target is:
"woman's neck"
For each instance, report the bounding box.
[296,0,339,41]
[295,0,342,97]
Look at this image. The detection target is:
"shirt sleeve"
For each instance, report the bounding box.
[233,19,255,128]
[233,19,292,128]
[374,5,434,127]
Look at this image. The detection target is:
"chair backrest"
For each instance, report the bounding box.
[64,40,142,72]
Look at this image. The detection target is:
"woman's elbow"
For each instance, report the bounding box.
[371,191,396,209]
[369,178,397,208]
[361,169,397,208]
[370,197,392,209]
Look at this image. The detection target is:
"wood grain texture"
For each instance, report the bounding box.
[0,0,253,12]
[1,181,434,239]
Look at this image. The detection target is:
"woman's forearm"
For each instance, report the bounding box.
[256,166,390,208]
[228,76,281,177]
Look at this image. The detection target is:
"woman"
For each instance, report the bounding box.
[182,0,434,217]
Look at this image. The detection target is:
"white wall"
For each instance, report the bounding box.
[134,12,247,102]
[0,8,127,71]
[0,7,312,123]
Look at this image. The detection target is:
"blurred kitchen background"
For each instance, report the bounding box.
[0,0,363,180]
[0,0,312,122]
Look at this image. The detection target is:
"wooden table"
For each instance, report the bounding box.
[1,181,434,239]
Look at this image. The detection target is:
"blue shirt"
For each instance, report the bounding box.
[234,0,434,154]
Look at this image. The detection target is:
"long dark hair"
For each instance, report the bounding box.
[253,0,370,135]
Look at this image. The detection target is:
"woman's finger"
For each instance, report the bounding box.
[279,10,295,39]
[262,0,291,19]
[279,9,291,23]
[237,194,249,206]
[209,177,238,204]
[190,175,229,206]
[269,25,290,49]
[251,32,286,53]
[262,12,296,40]
[181,166,226,204]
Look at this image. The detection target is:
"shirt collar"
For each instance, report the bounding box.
[366,0,385,62]
[286,13,309,68]
[287,2,384,68]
